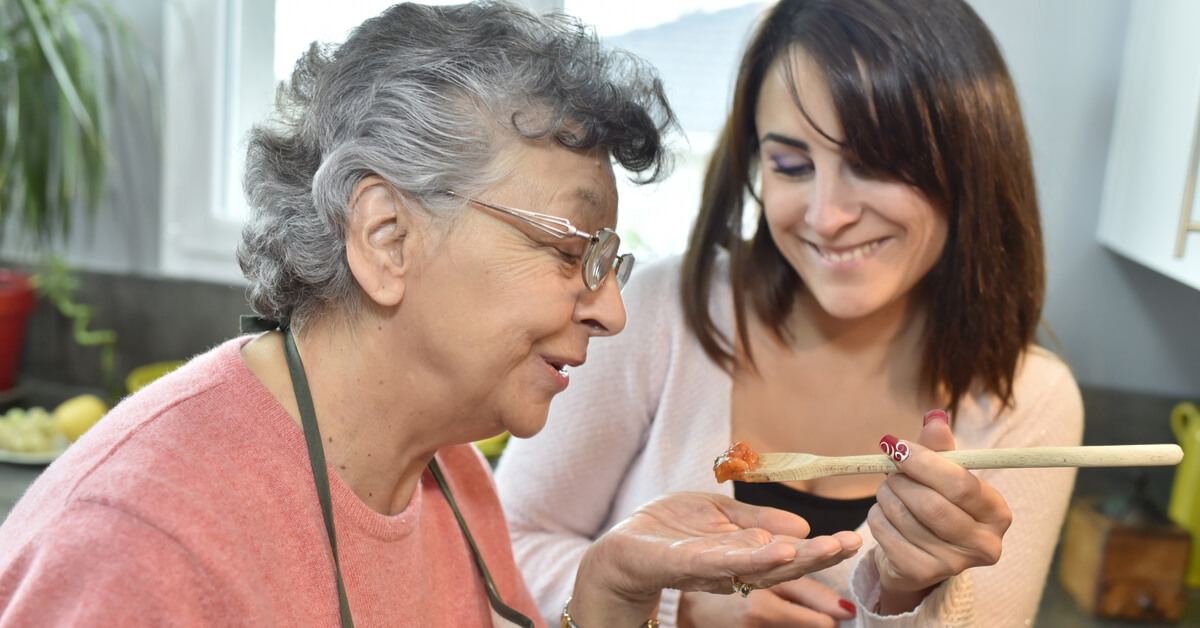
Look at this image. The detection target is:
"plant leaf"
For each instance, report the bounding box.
[17,0,101,148]
[2,0,155,247]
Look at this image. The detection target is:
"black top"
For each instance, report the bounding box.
[734,481,876,538]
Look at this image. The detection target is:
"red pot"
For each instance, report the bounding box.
[0,270,37,391]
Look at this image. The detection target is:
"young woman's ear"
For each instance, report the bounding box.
[344,176,415,307]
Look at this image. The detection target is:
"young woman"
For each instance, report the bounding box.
[496,0,1083,626]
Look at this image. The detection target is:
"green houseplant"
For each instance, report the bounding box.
[0,0,154,396]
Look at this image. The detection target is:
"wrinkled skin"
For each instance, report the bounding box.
[569,493,863,627]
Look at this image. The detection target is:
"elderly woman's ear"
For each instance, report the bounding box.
[345,175,415,307]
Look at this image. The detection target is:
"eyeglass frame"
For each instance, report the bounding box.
[445,191,634,291]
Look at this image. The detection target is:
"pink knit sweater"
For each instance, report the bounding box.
[0,337,540,626]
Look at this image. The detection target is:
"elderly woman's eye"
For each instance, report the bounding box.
[552,247,583,264]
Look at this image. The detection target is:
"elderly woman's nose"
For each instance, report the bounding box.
[578,277,627,336]
[805,173,862,238]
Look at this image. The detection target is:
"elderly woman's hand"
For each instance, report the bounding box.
[567,492,862,627]
[870,411,1013,613]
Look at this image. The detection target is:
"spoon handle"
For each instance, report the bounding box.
[939,444,1184,470]
[749,444,1184,482]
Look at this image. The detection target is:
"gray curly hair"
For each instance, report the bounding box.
[238,1,676,331]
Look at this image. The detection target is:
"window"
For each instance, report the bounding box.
[160,0,277,284]
[159,0,767,283]
[561,1,769,263]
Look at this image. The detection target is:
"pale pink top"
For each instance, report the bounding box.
[497,254,1084,628]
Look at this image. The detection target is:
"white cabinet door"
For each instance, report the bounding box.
[1097,0,1200,291]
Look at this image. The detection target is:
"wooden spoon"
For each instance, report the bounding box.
[732,444,1184,483]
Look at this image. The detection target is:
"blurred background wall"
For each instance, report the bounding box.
[3,0,1197,403]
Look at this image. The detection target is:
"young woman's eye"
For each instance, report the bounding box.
[768,154,812,177]
[845,156,891,181]
[847,161,876,179]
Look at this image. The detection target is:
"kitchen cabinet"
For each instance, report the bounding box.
[1096,0,1200,291]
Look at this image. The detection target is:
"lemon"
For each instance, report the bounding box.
[125,360,186,394]
[474,431,511,459]
[53,394,110,442]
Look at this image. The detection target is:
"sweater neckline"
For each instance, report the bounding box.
[223,335,428,541]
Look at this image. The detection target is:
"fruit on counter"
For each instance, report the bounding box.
[53,394,110,442]
[125,360,186,394]
[474,431,511,459]
[0,406,62,453]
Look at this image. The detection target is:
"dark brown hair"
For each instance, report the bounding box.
[681,0,1044,414]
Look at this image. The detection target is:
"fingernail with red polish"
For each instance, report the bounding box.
[923,409,949,426]
[838,599,857,616]
[879,434,910,462]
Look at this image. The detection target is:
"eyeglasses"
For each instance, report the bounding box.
[447,191,634,291]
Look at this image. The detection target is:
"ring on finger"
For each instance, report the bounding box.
[731,575,753,598]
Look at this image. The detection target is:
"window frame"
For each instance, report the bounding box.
[160,0,276,284]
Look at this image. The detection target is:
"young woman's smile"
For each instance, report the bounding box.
[807,237,889,268]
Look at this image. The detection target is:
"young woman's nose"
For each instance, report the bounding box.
[805,172,862,238]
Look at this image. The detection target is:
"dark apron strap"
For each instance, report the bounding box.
[282,328,356,628]
[429,459,537,628]
[242,316,533,628]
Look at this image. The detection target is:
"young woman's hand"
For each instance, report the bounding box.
[678,577,857,628]
[569,492,862,627]
[870,411,1013,613]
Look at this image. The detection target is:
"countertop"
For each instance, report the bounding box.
[0,462,41,523]
[1037,549,1200,626]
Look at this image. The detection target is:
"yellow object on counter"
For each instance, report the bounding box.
[0,406,60,453]
[53,394,109,442]
[474,431,510,459]
[125,360,186,394]
[1167,401,1200,587]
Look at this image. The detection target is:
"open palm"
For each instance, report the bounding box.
[593,492,862,597]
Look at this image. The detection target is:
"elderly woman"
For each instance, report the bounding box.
[0,2,861,626]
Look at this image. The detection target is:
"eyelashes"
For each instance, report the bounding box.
[552,247,582,265]
[767,154,812,177]
[766,153,891,182]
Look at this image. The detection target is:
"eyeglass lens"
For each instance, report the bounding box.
[584,229,634,291]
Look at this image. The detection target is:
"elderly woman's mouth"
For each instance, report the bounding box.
[545,356,583,379]
[543,359,568,378]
